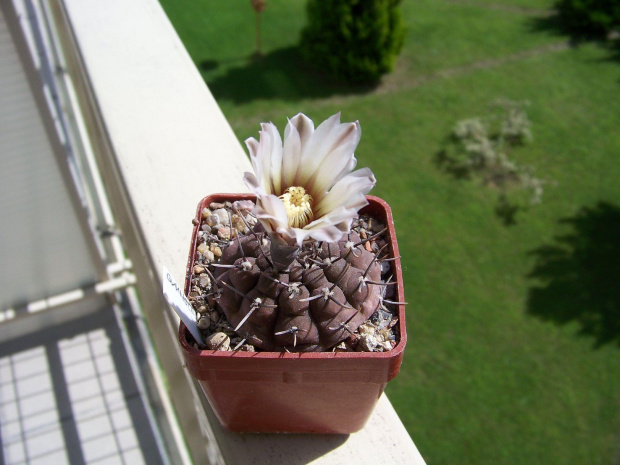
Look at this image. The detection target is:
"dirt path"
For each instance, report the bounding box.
[441,0,555,17]
[228,39,572,132]
[378,41,571,95]
[301,40,571,112]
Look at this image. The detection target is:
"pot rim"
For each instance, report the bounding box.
[179,193,407,360]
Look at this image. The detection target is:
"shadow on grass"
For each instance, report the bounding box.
[434,148,472,181]
[434,148,527,227]
[203,46,376,104]
[529,13,620,65]
[527,201,620,348]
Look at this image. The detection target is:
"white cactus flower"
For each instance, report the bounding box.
[243,112,376,247]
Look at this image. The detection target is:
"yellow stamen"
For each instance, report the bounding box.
[279,186,313,228]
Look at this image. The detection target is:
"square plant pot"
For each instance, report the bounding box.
[178,193,406,434]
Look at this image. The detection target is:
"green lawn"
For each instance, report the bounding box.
[159,1,620,463]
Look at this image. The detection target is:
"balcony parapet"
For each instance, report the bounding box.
[51,0,426,462]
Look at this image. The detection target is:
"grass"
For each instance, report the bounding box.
[159,1,620,463]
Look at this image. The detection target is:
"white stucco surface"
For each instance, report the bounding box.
[58,0,426,463]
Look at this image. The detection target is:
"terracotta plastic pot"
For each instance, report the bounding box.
[178,193,406,434]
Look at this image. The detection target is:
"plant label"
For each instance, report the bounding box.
[162,265,203,345]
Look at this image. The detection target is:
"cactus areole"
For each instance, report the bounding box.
[178,114,405,433]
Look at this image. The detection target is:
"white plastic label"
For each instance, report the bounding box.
[162,266,203,345]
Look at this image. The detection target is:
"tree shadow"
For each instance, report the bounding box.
[494,193,521,227]
[434,147,528,227]
[203,46,376,104]
[199,59,219,72]
[434,147,472,181]
[527,201,620,348]
[529,13,620,65]
[529,12,581,42]
[608,40,620,64]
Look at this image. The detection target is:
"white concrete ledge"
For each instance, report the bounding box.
[54,0,426,463]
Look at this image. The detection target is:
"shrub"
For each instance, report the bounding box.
[555,0,620,37]
[437,100,548,224]
[300,0,406,85]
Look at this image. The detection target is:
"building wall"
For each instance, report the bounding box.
[0,3,100,312]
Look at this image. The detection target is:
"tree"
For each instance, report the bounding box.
[300,0,406,85]
[555,0,620,37]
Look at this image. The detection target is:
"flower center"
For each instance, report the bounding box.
[279,186,313,228]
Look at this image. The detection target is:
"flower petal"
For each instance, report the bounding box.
[291,225,344,244]
[255,123,283,195]
[314,167,376,218]
[244,112,375,246]
[245,137,262,181]
[261,123,283,194]
[297,113,343,185]
[282,118,303,188]
[309,120,361,200]
[297,115,362,200]
[295,205,359,243]
[288,113,314,152]
[254,193,289,234]
[243,172,265,196]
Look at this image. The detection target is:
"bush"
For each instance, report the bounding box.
[300,0,406,85]
[555,0,620,37]
[437,100,548,224]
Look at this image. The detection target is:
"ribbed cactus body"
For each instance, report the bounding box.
[215,231,382,352]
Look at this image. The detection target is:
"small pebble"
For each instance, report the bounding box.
[197,317,210,330]
[206,332,230,351]
[211,245,222,257]
[210,202,225,209]
[357,334,378,352]
[203,250,215,262]
[232,200,255,212]
[334,342,349,352]
[231,214,249,234]
[217,227,231,241]
[201,208,211,219]
[358,323,375,336]
[206,215,220,227]
[375,330,386,343]
[193,265,205,274]
[199,274,211,287]
[379,341,393,351]
[212,208,230,226]
[197,243,208,254]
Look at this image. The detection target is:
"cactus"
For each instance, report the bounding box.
[189,113,402,353]
[189,201,400,353]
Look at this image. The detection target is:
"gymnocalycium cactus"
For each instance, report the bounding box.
[191,113,402,352]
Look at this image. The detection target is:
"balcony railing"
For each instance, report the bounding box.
[32,0,428,462]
